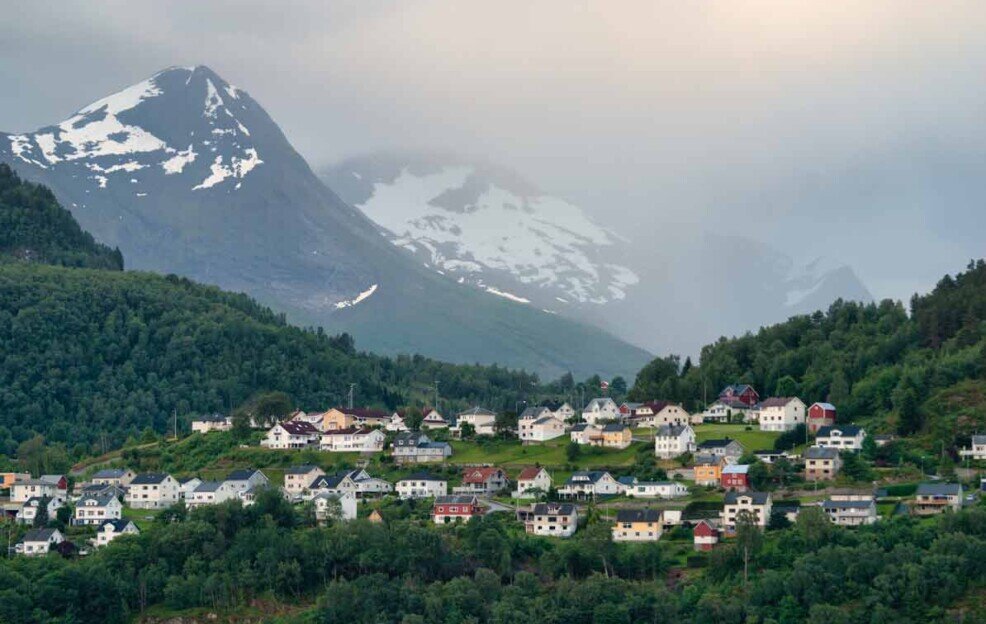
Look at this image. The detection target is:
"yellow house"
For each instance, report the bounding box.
[321,409,356,431]
[599,424,632,449]
[694,455,724,486]
[0,473,30,489]
[612,508,663,542]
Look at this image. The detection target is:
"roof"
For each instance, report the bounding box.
[92,468,128,479]
[278,421,319,435]
[22,528,59,542]
[655,425,690,437]
[817,425,863,437]
[601,423,629,433]
[532,415,563,426]
[399,472,445,482]
[972,435,986,445]
[131,473,171,485]
[458,406,496,417]
[540,400,569,412]
[722,464,750,475]
[285,465,322,475]
[724,491,771,505]
[916,483,962,496]
[616,508,661,523]
[698,438,740,449]
[99,519,138,532]
[226,469,263,481]
[421,442,450,450]
[532,503,575,516]
[810,402,837,411]
[565,470,611,485]
[585,397,617,410]
[323,426,376,436]
[759,397,798,408]
[805,446,840,459]
[194,481,224,493]
[617,476,638,486]
[519,406,550,420]
[720,384,756,396]
[517,466,547,481]
[435,495,478,505]
[335,407,390,420]
[638,400,672,413]
[193,413,228,423]
[79,493,117,505]
[823,499,873,510]
[570,423,593,432]
[310,474,348,489]
[694,453,721,466]
[461,467,503,483]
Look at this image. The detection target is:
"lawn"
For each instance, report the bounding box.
[694,424,781,453]
[122,506,163,531]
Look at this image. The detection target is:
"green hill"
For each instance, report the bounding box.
[631,260,986,449]
[0,164,123,270]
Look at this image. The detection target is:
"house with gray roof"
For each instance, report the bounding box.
[913,483,963,515]
[74,492,122,525]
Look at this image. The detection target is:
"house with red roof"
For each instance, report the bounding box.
[627,401,690,428]
[453,467,509,496]
[513,466,552,498]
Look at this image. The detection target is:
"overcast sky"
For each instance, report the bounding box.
[3,0,985,301]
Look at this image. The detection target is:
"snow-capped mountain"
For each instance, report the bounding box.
[0,66,652,380]
[321,154,638,309]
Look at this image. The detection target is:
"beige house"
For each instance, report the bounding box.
[453,407,497,437]
[912,483,963,515]
[519,414,567,443]
[320,427,386,452]
[612,508,663,542]
[629,402,690,428]
[91,469,136,487]
[283,465,325,498]
[804,446,842,481]
[513,466,552,498]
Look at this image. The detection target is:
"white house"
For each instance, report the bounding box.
[313,491,357,522]
[522,502,578,537]
[959,435,986,460]
[309,469,391,499]
[396,472,448,499]
[95,519,140,547]
[16,528,64,557]
[224,469,270,496]
[720,491,772,530]
[179,477,203,500]
[654,424,696,459]
[283,465,325,498]
[757,397,807,432]
[701,400,755,424]
[260,421,320,449]
[320,427,386,452]
[186,481,238,509]
[386,412,409,432]
[11,476,67,503]
[16,496,64,525]
[126,473,180,510]
[191,413,233,434]
[519,414,567,443]
[453,407,497,437]
[823,494,878,526]
[392,431,453,464]
[582,398,620,425]
[815,425,867,451]
[513,466,552,498]
[542,401,575,421]
[558,471,622,499]
[620,479,689,499]
[73,493,122,525]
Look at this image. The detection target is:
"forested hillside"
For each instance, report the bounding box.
[631,260,986,447]
[0,164,123,270]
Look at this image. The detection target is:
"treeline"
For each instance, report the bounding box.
[0,493,983,623]
[0,164,123,270]
[0,264,540,455]
[630,261,986,443]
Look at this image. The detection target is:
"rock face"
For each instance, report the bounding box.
[1,66,651,380]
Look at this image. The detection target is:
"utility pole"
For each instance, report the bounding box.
[348,384,356,410]
[173,408,178,441]
[434,380,440,411]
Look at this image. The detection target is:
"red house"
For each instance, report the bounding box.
[718,384,759,407]
[432,495,481,524]
[693,520,719,551]
[808,402,837,433]
[720,464,749,492]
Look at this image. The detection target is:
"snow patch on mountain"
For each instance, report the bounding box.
[334,284,378,309]
[354,164,638,304]
[484,286,531,304]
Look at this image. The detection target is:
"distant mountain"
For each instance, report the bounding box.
[0,66,651,380]
[322,152,873,357]
[321,153,638,309]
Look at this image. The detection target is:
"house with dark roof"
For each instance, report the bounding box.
[126,473,180,509]
[95,519,140,547]
[816,425,867,451]
[696,438,744,461]
[721,491,772,529]
[16,528,65,556]
[912,483,963,515]
[283,465,325,497]
[757,397,807,432]
[612,508,663,542]
[392,431,453,464]
[823,496,877,526]
[15,496,64,526]
[569,422,601,445]
[73,492,122,525]
[804,446,842,481]
[582,397,620,425]
[455,467,509,495]
[91,468,136,487]
[654,424,696,458]
[558,471,622,499]
[959,434,986,461]
[452,407,497,437]
[719,384,759,406]
[260,421,320,449]
[432,495,481,524]
[628,401,690,428]
[523,502,578,537]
